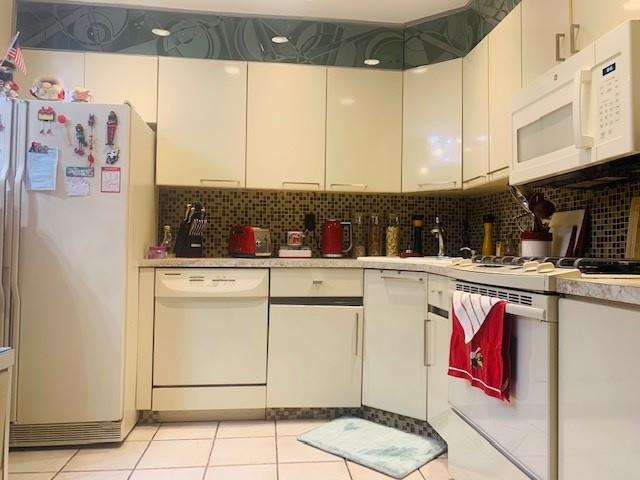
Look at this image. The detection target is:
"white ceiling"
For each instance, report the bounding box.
[64,0,469,25]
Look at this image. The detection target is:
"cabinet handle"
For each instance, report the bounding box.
[330,183,368,190]
[418,181,457,188]
[200,179,241,186]
[423,319,428,367]
[354,312,360,356]
[555,33,566,61]
[570,24,580,54]
[312,280,324,285]
[282,181,321,188]
[426,317,435,367]
[462,175,487,184]
[380,275,424,283]
[487,165,509,175]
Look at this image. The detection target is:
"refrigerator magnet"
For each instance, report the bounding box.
[66,166,94,178]
[101,166,121,193]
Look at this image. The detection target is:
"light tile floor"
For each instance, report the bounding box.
[9,420,452,480]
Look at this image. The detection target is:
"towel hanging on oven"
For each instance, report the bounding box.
[448,291,512,401]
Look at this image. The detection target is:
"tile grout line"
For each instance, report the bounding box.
[202,421,220,480]
[50,447,81,480]
[126,423,161,480]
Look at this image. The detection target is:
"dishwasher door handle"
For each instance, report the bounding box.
[354,312,360,356]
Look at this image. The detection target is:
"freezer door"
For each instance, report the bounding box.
[0,99,14,346]
[15,101,130,424]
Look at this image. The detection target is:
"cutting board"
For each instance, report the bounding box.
[549,209,587,257]
[625,197,640,258]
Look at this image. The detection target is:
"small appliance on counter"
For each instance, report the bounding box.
[278,229,312,258]
[175,202,208,258]
[229,225,272,257]
[321,219,352,258]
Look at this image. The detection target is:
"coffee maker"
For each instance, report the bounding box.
[174,202,208,258]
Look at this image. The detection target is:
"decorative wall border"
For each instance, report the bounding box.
[16,0,520,69]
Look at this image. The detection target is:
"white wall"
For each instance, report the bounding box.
[0,0,15,53]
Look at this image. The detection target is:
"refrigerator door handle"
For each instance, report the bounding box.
[0,102,11,346]
[10,102,26,350]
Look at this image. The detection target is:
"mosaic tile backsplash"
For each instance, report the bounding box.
[159,189,468,258]
[159,161,640,259]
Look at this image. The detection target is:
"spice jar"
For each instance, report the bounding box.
[353,212,367,258]
[368,213,382,257]
[386,213,400,257]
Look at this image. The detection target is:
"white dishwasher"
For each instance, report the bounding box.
[153,269,269,410]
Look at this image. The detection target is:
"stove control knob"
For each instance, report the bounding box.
[537,262,556,273]
[523,261,540,272]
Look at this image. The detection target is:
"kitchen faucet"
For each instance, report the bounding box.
[431,217,445,257]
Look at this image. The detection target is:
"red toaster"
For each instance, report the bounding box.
[228,226,272,257]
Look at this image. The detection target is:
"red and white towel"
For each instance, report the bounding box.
[448,291,512,401]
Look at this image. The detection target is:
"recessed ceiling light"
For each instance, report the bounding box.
[272,36,289,44]
[364,58,380,66]
[152,28,171,37]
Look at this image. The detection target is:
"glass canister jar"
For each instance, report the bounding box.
[386,213,400,257]
[368,213,382,257]
[353,212,367,258]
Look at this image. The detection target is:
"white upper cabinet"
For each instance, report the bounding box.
[85,53,158,123]
[246,63,326,191]
[402,59,462,193]
[16,49,85,100]
[156,57,247,188]
[488,4,522,177]
[462,37,489,189]
[521,0,571,85]
[572,0,640,51]
[326,67,402,193]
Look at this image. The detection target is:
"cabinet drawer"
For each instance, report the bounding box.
[428,274,453,312]
[270,268,363,297]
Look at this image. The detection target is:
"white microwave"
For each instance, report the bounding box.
[511,20,640,185]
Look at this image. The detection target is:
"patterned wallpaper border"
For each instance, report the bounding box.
[15,0,520,69]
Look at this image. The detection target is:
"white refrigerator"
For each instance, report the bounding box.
[0,97,156,446]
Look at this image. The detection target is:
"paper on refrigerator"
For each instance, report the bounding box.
[26,148,58,191]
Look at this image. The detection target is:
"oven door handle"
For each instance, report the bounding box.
[449,292,546,321]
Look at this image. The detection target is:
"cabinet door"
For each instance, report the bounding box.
[85,53,158,123]
[402,59,462,193]
[326,68,402,193]
[559,298,640,480]
[572,0,640,51]
[267,305,363,408]
[521,0,571,85]
[462,38,489,189]
[426,312,451,426]
[488,4,522,177]
[15,49,85,100]
[247,63,326,191]
[363,270,428,420]
[156,57,247,187]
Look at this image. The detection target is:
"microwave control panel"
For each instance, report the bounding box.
[598,62,621,141]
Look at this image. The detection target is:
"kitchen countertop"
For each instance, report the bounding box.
[557,277,640,307]
[139,256,455,275]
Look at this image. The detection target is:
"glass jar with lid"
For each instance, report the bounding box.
[368,213,382,257]
[353,212,367,258]
[386,213,400,257]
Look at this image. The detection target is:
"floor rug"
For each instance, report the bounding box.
[298,417,447,479]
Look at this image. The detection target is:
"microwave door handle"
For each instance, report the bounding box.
[572,69,593,149]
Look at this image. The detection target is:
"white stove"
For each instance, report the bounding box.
[449,256,580,293]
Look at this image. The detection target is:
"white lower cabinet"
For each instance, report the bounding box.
[559,297,640,480]
[363,270,428,420]
[267,305,363,408]
[426,311,452,426]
